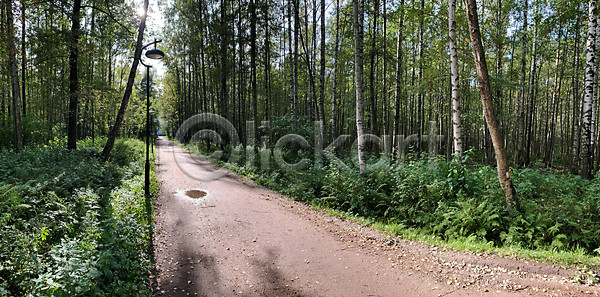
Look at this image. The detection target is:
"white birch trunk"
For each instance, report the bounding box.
[354,0,366,174]
[581,0,597,179]
[449,0,462,161]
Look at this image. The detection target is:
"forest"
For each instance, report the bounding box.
[160,0,597,179]
[1,0,600,294]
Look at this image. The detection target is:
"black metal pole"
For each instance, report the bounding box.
[145,65,150,198]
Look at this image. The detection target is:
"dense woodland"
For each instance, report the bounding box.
[159,0,599,180]
[1,0,599,176]
[0,0,159,151]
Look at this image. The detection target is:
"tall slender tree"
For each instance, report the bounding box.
[6,0,22,149]
[220,0,228,118]
[67,0,82,150]
[571,5,583,174]
[465,0,517,211]
[101,0,149,161]
[517,0,529,164]
[544,24,563,168]
[251,0,258,142]
[319,0,325,125]
[331,0,341,139]
[354,0,366,174]
[449,0,462,161]
[369,0,379,138]
[20,0,25,117]
[524,16,538,165]
[393,0,405,151]
[293,0,299,118]
[416,0,425,152]
[581,0,597,180]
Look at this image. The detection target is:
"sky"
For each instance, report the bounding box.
[136,1,167,77]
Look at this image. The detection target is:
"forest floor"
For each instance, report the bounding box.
[151,136,599,297]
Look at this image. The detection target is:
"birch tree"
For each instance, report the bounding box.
[464,0,517,211]
[449,0,462,161]
[581,0,597,180]
[354,0,366,174]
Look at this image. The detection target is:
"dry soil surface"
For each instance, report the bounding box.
[152,137,599,297]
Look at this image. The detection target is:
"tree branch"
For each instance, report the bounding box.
[34,55,70,66]
[82,5,134,35]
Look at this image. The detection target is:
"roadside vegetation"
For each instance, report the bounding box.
[0,137,157,296]
[178,118,600,281]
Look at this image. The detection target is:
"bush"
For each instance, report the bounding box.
[0,137,156,296]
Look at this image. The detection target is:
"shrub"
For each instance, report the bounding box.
[0,137,155,296]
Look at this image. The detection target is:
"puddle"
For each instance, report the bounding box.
[186,189,207,199]
[174,188,213,207]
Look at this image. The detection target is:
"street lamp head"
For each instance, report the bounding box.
[146,48,165,60]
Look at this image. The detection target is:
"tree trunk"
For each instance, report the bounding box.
[20,0,25,118]
[524,20,538,166]
[220,0,228,118]
[571,6,582,174]
[319,0,326,125]
[264,2,271,122]
[198,0,207,115]
[382,0,388,136]
[68,0,82,150]
[449,0,462,161]
[300,0,316,122]
[581,0,597,180]
[465,0,517,211]
[332,0,341,139]
[1,1,5,128]
[293,0,299,118]
[592,19,600,171]
[354,0,366,174]
[288,0,294,117]
[251,0,258,143]
[101,0,148,161]
[516,0,528,165]
[6,0,22,149]
[416,0,424,152]
[544,24,563,168]
[494,0,503,130]
[369,0,379,138]
[393,0,404,151]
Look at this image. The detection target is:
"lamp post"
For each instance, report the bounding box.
[141,39,165,199]
[150,110,156,155]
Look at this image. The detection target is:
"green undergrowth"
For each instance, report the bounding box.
[180,138,600,275]
[0,137,158,296]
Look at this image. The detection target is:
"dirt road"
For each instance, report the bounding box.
[152,137,598,296]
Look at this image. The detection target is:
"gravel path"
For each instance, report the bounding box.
[152,137,598,296]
